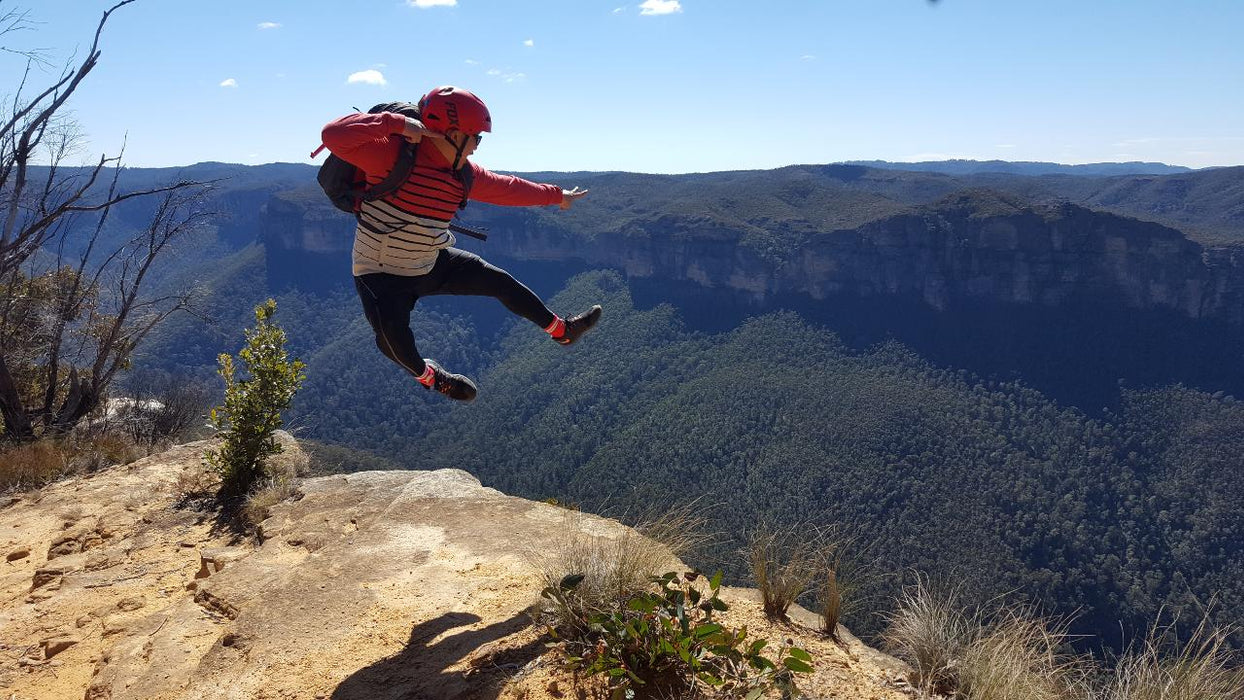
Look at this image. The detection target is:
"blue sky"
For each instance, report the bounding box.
[5,0,1243,173]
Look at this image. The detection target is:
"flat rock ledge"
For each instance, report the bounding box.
[1,438,912,700]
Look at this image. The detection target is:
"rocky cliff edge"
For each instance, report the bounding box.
[1,437,912,700]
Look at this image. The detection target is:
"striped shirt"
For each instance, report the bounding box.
[321,111,564,277]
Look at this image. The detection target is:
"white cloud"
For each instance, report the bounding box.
[524,39,534,47]
[800,55,816,61]
[486,67,526,82]
[465,59,480,65]
[219,78,238,88]
[613,7,626,13]
[639,0,682,15]
[407,0,456,7]
[347,70,387,86]
[257,21,281,30]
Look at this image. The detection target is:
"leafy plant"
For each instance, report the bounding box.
[205,299,305,499]
[542,570,812,699]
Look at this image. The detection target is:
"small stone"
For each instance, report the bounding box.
[76,616,93,628]
[41,635,81,659]
[31,566,68,590]
[5,546,30,562]
[196,547,246,579]
[116,597,145,612]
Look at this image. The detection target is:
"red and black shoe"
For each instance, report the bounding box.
[421,359,478,401]
[554,305,602,346]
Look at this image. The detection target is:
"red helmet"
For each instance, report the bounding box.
[418,86,492,135]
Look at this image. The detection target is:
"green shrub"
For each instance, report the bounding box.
[205,299,305,500]
[543,570,812,699]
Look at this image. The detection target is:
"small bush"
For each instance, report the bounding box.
[811,529,876,641]
[205,299,305,500]
[174,462,221,507]
[544,571,812,698]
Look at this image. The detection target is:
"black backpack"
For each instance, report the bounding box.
[314,102,486,240]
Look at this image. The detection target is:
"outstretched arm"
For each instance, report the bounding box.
[468,163,565,207]
[560,186,589,210]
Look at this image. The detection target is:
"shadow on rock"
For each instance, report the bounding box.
[332,610,544,700]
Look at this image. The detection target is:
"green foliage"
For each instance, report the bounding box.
[205,299,305,499]
[543,571,810,698]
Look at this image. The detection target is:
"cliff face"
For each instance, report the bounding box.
[260,188,1244,323]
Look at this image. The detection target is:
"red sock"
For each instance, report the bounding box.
[417,364,435,387]
[544,315,565,338]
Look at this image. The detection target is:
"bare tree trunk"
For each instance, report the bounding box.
[0,353,33,441]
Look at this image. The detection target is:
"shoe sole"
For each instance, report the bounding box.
[556,305,602,346]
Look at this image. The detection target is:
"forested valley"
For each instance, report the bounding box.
[131,245,1244,656]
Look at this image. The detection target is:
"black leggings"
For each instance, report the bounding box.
[354,248,556,378]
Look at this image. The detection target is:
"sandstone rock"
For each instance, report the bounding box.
[1,438,914,700]
[116,597,145,612]
[5,545,30,562]
[195,547,247,579]
[31,566,69,590]
[41,635,81,659]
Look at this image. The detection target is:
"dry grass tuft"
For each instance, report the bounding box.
[1105,614,1244,700]
[529,500,710,631]
[958,607,1090,700]
[882,577,979,695]
[0,441,68,491]
[746,521,824,620]
[241,476,301,528]
[1,433,143,492]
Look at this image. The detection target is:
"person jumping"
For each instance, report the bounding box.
[320,85,601,402]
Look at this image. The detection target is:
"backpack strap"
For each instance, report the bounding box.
[353,141,488,242]
[455,163,474,210]
[360,140,418,205]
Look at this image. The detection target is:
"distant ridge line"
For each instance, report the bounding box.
[844,159,1195,177]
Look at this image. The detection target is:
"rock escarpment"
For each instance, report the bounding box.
[261,187,1244,323]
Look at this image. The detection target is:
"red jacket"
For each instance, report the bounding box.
[320,112,563,219]
[321,112,563,276]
